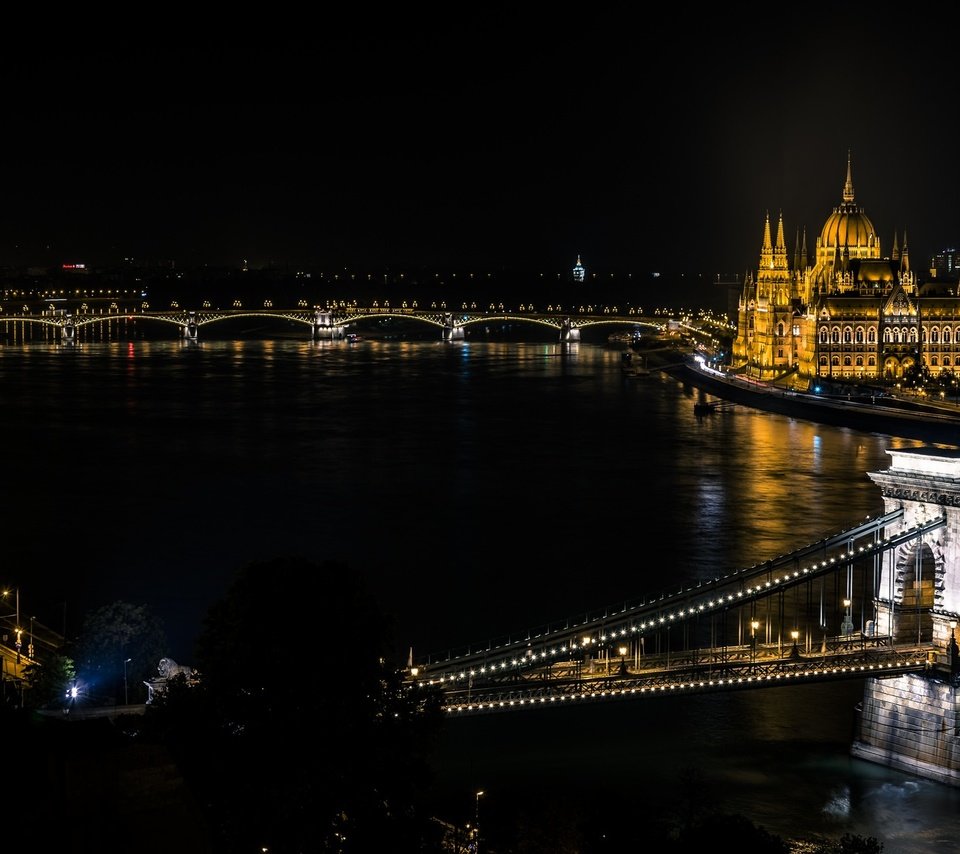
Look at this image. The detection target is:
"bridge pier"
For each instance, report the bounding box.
[312,310,344,341]
[559,318,580,342]
[182,312,199,341]
[61,316,76,344]
[442,313,464,341]
[851,447,960,786]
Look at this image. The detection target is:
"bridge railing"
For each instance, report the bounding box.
[428,640,936,714]
[420,508,907,667]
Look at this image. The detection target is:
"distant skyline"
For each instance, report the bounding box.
[2,14,958,301]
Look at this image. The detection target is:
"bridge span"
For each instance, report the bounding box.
[0,305,681,343]
[409,446,960,786]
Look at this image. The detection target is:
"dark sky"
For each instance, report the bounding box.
[2,13,959,296]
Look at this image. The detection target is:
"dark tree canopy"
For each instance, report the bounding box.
[151,556,443,853]
[70,600,168,705]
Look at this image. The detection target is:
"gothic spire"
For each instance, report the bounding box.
[843,149,855,203]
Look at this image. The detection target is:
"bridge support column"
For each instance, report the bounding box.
[61,316,76,344]
[851,448,960,787]
[852,674,960,786]
[867,448,960,648]
[442,313,464,341]
[312,310,344,340]
[182,312,199,341]
[559,318,580,342]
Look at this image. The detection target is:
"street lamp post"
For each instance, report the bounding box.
[124,658,132,705]
[751,620,760,667]
[2,588,21,663]
[790,629,801,659]
[842,598,855,636]
[949,622,959,679]
[618,645,628,675]
[475,790,484,854]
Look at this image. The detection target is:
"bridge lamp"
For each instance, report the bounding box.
[475,791,485,854]
[790,630,800,658]
[842,599,855,636]
[751,620,760,664]
[618,645,628,675]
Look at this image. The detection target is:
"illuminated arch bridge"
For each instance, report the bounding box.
[0,306,680,343]
[409,448,960,717]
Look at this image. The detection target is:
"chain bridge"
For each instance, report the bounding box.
[408,447,960,785]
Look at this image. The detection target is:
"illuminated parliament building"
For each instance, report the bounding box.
[732,154,960,386]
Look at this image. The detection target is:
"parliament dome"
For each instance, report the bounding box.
[816,153,881,258]
[820,204,877,250]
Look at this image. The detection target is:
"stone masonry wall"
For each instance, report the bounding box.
[851,673,960,787]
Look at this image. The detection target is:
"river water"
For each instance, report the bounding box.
[3,333,959,851]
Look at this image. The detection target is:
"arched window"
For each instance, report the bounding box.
[945,328,952,344]
[932,328,940,344]
[922,328,928,343]
[819,326,828,344]
[832,328,840,344]
[855,356,863,366]
[855,327,864,344]
[931,356,939,366]
[843,327,852,344]
[819,356,828,367]
[868,356,876,366]
[909,328,917,343]
[945,356,952,366]
[777,322,784,337]
[843,356,851,366]
[868,328,876,344]
[884,328,892,343]
[831,356,840,366]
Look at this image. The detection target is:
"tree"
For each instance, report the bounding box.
[148,556,443,853]
[809,833,884,854]
[69,600,168,705]
[902,360,931,391]
[22,652,76,709]
[673,812,788,853]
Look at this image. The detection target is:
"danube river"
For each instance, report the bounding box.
[3,332,959,851]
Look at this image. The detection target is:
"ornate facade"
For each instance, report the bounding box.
[732,155,960,386]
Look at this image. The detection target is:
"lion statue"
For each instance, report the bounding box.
[146,657,199,703]
[157,657,196,680]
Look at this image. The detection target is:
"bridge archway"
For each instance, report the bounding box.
[869,447,959,649]
[893,540,938,643]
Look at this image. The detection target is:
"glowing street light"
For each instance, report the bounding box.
[842,598,855,636]
[751,620,760,666]
[618,645,628,675]
[790,629,801,659]
[475,790,484,854]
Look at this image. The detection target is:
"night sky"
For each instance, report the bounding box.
[2,14,959,300]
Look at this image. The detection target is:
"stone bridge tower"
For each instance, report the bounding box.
[867,447,960,649]
[853,447,960,787]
